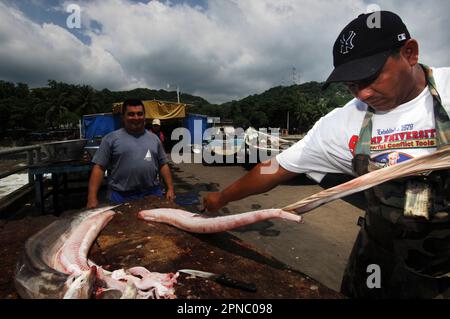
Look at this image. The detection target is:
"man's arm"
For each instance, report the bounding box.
[160,163,175,201]
[203,157,298,212]
[86,164,106,208]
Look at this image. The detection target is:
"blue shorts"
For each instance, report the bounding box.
[109,186,163,204]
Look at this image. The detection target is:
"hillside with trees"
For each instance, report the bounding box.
[189,82,353,133]
[0,79,352,139]
[0,80,208,137]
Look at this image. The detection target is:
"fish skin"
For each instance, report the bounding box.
[14,205,119,299]
[14,204,179,299]
[282,145,450,214]
[120,281,138,299]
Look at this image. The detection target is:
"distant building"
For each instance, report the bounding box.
[207,117,221,125]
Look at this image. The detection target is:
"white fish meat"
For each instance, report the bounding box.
[14,205,178,299]
[14,205,117,299]
[282,145,450,214]
[138,208,302,233]
[53,209,116,276]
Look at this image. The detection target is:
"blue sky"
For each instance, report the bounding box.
[1,0,450,103]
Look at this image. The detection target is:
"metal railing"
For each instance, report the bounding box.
[0,139,87,184]
[0,145,42,183]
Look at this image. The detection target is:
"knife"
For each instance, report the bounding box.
[178,269,257,292]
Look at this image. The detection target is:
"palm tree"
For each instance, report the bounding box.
[42,80,81,128]
[77,85,101,115]
[45,103,69,129]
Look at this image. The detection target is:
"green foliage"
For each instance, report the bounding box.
[190,82,353,133]
[0,79,352,134]
[0,80,209,133]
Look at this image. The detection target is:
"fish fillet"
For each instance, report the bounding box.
[138,208,302,233]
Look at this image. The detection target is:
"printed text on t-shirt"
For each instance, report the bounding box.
[371,128,436,151]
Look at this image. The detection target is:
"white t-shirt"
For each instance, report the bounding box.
[276,67,450,183]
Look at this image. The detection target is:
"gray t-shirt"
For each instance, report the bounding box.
[92,128,168,193]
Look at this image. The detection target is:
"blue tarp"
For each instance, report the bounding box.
[184,113,208,144]
[82,113,122,139]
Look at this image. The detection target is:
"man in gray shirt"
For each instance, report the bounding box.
[86,99,175,208]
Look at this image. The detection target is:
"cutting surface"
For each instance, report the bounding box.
[1,196,343,299]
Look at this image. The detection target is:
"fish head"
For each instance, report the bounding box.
[63,266,97,299]
[120,281,138,299]
[94,280,138,299]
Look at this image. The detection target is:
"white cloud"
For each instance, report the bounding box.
[373,0,450,67]
[0,1,129,90]
[1,0,450,103]
[78,0,367,102]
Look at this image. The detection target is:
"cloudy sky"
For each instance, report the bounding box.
[1,0,449,104]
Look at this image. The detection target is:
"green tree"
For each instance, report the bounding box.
[76,85,101,115]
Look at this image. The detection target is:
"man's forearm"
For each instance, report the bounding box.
[87,164,105,201]
[221,158,297,204]
[160,164,174,191]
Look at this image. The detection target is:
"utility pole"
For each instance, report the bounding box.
[287,111,290,133]
[167,83,181,103]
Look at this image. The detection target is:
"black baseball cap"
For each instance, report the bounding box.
[323,11,410,89]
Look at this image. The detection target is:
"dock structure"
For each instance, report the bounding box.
[0,139,91,217]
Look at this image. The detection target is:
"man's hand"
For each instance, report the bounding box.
[166,188,175,202]
[160,164,175,202]
[203,192,227,212]
[86,197,98,209]
[204,159,297,213]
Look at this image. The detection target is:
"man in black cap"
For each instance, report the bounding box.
[203,11,450,298]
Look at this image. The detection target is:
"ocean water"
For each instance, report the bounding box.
[0,173,29,199]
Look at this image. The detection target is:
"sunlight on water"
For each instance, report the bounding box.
[0,173,29,199]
